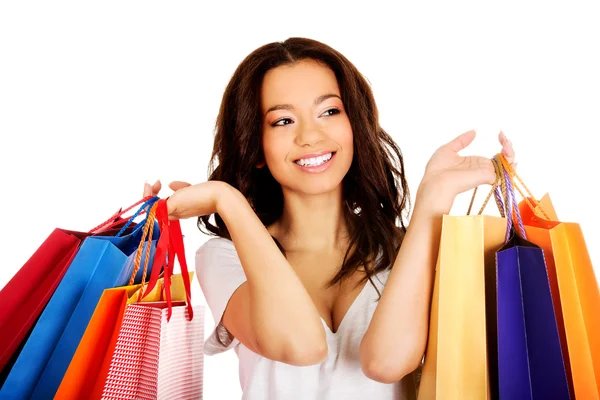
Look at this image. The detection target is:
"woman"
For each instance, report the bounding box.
[144,37,515,399]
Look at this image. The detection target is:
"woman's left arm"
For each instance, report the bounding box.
[360,130,515,383]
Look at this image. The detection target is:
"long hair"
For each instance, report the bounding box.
[198,37,411,290]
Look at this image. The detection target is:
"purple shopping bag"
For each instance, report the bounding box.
[496,233,570,399]
[494,165,570,399]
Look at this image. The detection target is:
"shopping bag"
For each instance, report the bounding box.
[0,212,134,375]
[0,197,161,400]
[518,194,600,398]
[101,199,202,400]
[54,273,194,400]
[495,166,569,399]
[418,214,507,399]
[101,302,204,400]
[492,153,600,399]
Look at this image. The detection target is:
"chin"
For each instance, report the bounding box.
[284,176,346,197]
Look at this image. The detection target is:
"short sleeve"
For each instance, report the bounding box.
[195,237,247,355]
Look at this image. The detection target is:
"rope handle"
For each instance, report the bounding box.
[494,156,527,241]
[142,199,193,321]
[88,195,155,235]
[467,155,527,243]
[129,201,160,293]
[491,157,513,242]
[467,156,507,217]
[114,197,160,238]
[467,153,550,223]
[496,154,550,220]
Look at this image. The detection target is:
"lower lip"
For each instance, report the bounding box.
[294,153,336,174]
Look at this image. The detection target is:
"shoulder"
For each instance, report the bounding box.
[195,237,244,277]
[195,237,247,302]
[196,237,238,261]
[196,236,236,252]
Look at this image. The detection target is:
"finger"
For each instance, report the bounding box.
[454,157,496,192]
[447,130,476,153]
[499,131,515,164]
[477,156,496,185]
[498,130,509,145]
[143,182,153,197]
[151,180,162,196]
[169,181,192,191]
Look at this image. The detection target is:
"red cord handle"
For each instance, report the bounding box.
[143,199,193,321]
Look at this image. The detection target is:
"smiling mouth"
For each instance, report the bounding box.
[294,151,336,167]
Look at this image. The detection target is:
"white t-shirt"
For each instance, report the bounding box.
[196,237,419,400]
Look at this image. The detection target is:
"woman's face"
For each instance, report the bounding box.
[260,59,354,196]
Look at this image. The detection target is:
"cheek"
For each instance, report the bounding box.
[337,120,354,152]
[337,123,354,169]
[262,133,289,164]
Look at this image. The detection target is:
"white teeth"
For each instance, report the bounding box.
[295,152,333,167]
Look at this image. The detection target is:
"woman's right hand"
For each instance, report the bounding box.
[143,179,235,220]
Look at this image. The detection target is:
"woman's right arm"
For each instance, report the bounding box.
[167,181,328,366]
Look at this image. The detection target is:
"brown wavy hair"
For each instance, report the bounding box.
[198,37,411,289]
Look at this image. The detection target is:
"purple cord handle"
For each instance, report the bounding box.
[494,185,513,243]
[493,155,527,243]
[504,168,527,240]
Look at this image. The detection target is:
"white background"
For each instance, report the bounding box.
[1,1,598,399]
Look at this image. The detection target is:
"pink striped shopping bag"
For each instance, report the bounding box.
[101,301,204,400]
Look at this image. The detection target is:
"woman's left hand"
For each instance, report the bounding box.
[417,129,515,212]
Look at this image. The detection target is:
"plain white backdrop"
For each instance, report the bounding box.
[1,1,598,399]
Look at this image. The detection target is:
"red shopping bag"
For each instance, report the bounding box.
[0,197,151,376]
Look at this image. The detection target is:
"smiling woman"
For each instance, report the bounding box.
[142,37,516,400]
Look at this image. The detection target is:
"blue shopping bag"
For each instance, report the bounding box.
[0,197,161,400]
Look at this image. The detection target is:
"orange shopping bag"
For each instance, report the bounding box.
[54,287,130,400]
[518,193,600,399]
[54,273,192,400]
[497,155,599,399]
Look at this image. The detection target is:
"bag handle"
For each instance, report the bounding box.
[494,156,528,241]
[143,199,193,321]
[467,153,551,220]
[114,197,160,238]
[467,156,507,217]
[467,154,528,242]
[88,195,156,235]
[496,154,551,221]
[130,200,160,291]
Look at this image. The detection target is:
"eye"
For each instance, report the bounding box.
[272,118,294,127]
[321,108,340,117]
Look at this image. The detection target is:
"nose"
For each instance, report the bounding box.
[294,119,325,147]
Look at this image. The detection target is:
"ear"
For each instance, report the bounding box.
[256,161,265,168]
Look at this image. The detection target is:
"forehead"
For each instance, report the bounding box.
[261,60,340,109]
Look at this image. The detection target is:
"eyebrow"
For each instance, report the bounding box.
[265,93,342,115]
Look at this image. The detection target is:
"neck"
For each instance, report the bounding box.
[273,186,349,253]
